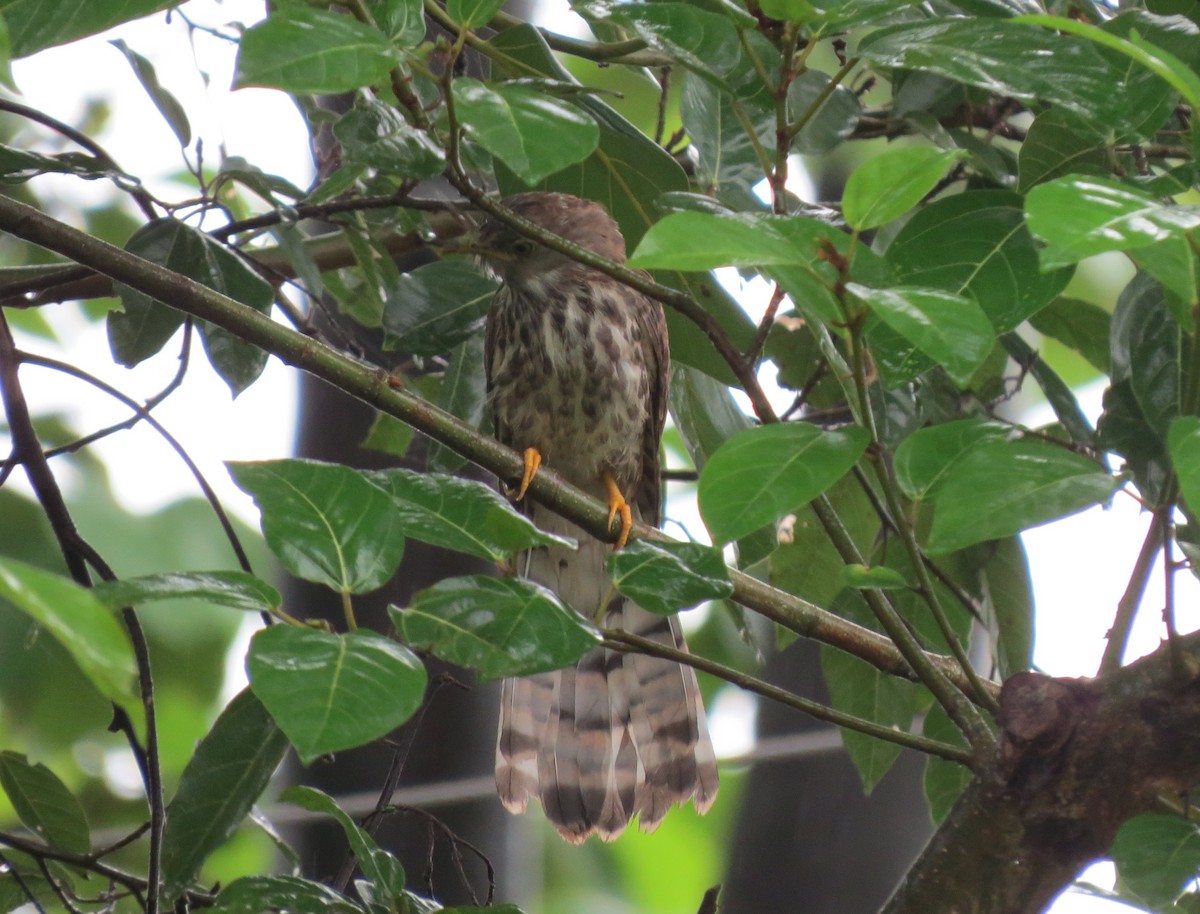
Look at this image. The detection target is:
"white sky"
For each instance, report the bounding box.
[4,2,1193,910]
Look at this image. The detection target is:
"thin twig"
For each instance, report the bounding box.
[1098,519,1164,674]
[603,628,974,764]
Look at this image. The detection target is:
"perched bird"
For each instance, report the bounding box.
[480,192,718,843]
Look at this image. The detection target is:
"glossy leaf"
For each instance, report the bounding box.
[279,786,405,896]
[234,7,397,94]
[859,19,1154,137]
[886,191,1072,333]
[391,576,598,679]
[381,260,496,355]
[925,439,1117,555]
[0,752,90,854]
[161,688,290,901]
[1111,814,1200,909]
[373,0,424,45]
[334,101,445,180]
[1017,107,1107,191]
[788,68,861,156]
[208,875,361,914]
[228,459,406,594]
[628,212,812,271]
[1169,417,1200,518]
[246,626,426,764]
[111,219,273,393]
[894,419,1012,500]
[607,3,740,85]
[0,557,139,725]
[921,705,971,824]
[452,78,598,186]
[426,331,487,473]
[848,283,994,386]
[366,467,571,561]
[1026,176,1200,269]
[698,423,871,545]
[91,571,281,614]
[607,540,733,615]
[3,0,175,58]
[981,537,1035,677]
[820,591,920,793]
[448,0,504,26]
[842,146,966,231]
[1110,273,1180,439]
[1028,297,1111,375]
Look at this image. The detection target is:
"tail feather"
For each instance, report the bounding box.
[495,506,719,842]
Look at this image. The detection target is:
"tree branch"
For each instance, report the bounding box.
[0,192,999,706]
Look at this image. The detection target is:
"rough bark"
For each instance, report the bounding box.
[885,635,1200,914]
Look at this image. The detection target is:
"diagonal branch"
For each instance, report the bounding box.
[0,192,998,706]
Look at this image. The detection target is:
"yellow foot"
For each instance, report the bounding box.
[602,469,633,550]
[514,447,542,501]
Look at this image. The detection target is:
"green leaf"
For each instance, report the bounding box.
[1110,272,1180,439]
[279,786,405,896]
[894,419,1012,500]
[91,571,281,614]
[161,689,290,901]
[381,260,496,356]
[848,284,994,386]
[842,146,966,231]
[840,564,908,590]
[391,576,598,679]
[110,219,273,393]
[980,537,1034,677]
[334,101,445,181]
[698,423,871,545]
[452,78,599,185]
[921,705,971,823]
[820,592,919,793]
[858,19,1157,137]
[926,439,1117,555]
[0,752,89,854]
[447,0,504,27]
[886,190,1072,333]
[247,626,426,764]
[1,0,175,58]
[788,68,861,156]
[1169,417,1200,517]
[0,557,139,726]
[1017,107,1108,191]
[628,212,814,271]
[234,7,398,94]
[1112,814,1200,909]
[606,3,741,85]
[1026,176,1200,269]
[426,331,487,473]
[372,0,424,45]
[1131,237,1200,324]
[228,459,406,594]
[366,467,571,561]
[1028,297,1112,375]
[208,875,361,914]
[109,39,190,147]
[607,540,732,614]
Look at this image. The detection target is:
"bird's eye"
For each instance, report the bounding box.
[510,239,536,256]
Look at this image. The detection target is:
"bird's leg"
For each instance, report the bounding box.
[514,447,542,501]
[601,469,633,550]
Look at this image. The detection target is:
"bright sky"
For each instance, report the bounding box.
[5,2,1193,910]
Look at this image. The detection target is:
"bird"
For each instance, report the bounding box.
[479,191,719,843]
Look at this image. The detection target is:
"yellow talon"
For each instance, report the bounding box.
[602,469,633,550]
[515,447,542,501]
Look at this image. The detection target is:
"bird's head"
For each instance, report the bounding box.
[477,192,627,292]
